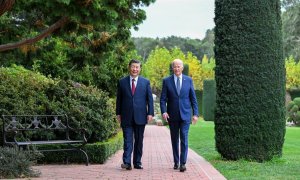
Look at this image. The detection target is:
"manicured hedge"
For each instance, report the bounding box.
[37,131,123,164]
[195,90,203,115]
[202,79,216,121]
[214,0,286,161]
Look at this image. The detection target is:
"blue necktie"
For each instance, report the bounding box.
[176,77,180,95]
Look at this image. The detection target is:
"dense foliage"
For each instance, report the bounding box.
[0,66,118,143]
[0,0,155,95]
[282,2,300,61]
[285,56,300,90]
[202,79,216,121]
[281,0,300,9]
[214,0,286,161]
[286,97,300,126]
[0,147,41,178]
[132,30,214,61]
[143,47,215,94]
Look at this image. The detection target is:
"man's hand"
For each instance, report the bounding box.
[192,115,198,125]
[147,115,153,123]
[162,112,169,122]
[117,115,121,123]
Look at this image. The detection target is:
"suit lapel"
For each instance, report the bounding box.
[181,75,187,95]
[125,76,133,96]
[170,75,177,95]
[134,77,141,95]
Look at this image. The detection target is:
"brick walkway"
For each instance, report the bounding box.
[32,125,226,180]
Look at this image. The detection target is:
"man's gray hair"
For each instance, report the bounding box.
[172,59,184,68]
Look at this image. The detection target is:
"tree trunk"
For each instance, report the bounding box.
[0,0,15,16]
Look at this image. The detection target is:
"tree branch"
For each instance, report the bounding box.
[0,0,15,16]
[0,16,70,52]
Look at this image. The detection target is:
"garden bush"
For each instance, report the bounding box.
[195,90,203,115]
[288,89,300,101]
[202,79,216,121]
[45,80,119,142]
[0,65,118,144]
[0,147,41,178]
[37,131,123,164]
[287,97,300,126]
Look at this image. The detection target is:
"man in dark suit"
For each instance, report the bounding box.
[160,59,199,172]
[116,59,154,170]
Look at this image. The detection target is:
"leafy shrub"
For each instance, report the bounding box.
[287,97,300,126]
[46,80,119,142]
[0,65,53,115]
[0,147,41,178]
[0,66,118,144]
[202,79,216,121]
[0,65,52,145]
[285,56,300,90]
[37,131,123,164]
[288,88,300,101]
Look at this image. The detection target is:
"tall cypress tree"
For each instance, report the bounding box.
[214,0,286,161]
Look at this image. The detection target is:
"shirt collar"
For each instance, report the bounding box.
[130,76,139,82]
[174,74,182,80]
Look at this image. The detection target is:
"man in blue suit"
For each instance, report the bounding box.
[160,59,199,172]
[116,59,154,170]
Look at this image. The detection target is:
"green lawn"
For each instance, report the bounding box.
[189,120,300,180]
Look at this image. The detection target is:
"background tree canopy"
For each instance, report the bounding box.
[0,0,155,95]
[282,0,300,60]
[281,0,300,9]
[132,29,215,62]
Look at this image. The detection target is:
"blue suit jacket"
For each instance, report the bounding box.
[160,74,199,121]
[116,76,154,127]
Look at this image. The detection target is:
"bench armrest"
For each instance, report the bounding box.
[67,127,88,143]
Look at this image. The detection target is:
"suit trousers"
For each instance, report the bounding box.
[122,121,145,166]
[169,120,190,165]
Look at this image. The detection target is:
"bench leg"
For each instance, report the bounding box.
[79,148,89,166]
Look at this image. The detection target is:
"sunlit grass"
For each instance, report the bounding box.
[189,120,300,179]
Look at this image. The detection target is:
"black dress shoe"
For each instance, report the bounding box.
[134,165,143,169]
[173,163,179,169]
[179,164,186,172]
[121,163,132,170]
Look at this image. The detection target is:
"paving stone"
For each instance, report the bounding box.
[31,125,226,180]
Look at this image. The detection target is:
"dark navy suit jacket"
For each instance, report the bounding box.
[116,76,154,127]
[160,74,199,121]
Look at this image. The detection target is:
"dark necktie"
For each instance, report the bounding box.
[176,76,180,95]
[132,79,136,95]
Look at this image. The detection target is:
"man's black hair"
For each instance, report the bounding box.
[129,59,142,67]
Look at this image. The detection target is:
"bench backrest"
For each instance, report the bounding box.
[2,115,68,131]
[2,115,70,143]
